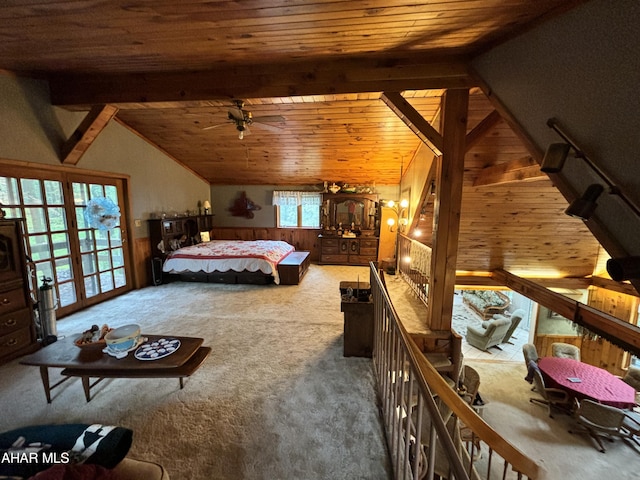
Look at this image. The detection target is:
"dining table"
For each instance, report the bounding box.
[538,356,636,409]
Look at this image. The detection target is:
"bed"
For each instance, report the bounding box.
[162,239,296,285]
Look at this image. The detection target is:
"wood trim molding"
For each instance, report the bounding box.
[0,157,130,181]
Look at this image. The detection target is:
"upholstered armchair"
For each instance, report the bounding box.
[465,317,511,352]
[500,309,526,344]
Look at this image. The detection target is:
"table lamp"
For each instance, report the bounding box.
[203,200,211,215]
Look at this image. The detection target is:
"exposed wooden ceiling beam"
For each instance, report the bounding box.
[49,56,474,108]
[473,156,546,187]
[590,276,639,297]
[465,109,501,152]
[454,274,591,290]
[381,91,444,155]
[492,268,640,357]
[60,104,118,165]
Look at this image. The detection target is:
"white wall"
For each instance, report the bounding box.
[472,0,640,258]
[0,74,210,239]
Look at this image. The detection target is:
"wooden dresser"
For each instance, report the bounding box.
[0,219,38,365]
[318,236,379,265]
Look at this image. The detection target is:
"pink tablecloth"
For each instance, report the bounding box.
[538,357,636,409]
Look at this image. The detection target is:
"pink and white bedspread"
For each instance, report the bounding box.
[162,240,295,284]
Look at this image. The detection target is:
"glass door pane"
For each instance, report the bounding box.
[0,173,79,315]
[1,166,132,318]
[70,177,130,304]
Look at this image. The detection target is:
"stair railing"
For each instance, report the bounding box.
[369,263,542,480]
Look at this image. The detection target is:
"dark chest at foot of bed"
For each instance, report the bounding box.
[278,251,311,285]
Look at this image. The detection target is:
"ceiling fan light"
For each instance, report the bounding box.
[238,130,244,140]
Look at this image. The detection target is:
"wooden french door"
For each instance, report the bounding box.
[0,165,132,318]
[66,173,132,310]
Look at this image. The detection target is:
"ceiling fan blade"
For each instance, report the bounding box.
[252,115,286,124]
[202,122,230,131]
[251,122,283,133]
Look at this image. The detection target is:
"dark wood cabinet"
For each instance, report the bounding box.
[148,215,214,259]
[319,236,379,265]
[318,193,380,265]
[0,219,38,365]
[341,300,374,357]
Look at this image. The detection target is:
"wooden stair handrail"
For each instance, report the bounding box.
[378,266,543,479]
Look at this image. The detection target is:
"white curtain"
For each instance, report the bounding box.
[272,191,322,206]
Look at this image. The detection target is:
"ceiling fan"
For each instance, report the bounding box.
[202,99,285,139]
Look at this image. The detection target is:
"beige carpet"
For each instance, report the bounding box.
[0,264,391,480]
[2,265,638,479]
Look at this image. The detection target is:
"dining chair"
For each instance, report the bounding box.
[458,365,481,407]
[622,366,640,406]
[522,344,539,389]
[622,410,640,448]
[622,366,640,391]
[522,344,539,370]
[529,368,572,417]
[569,399,640,452]
[551,342,581,361]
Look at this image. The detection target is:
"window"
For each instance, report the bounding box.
[272,191,321,228]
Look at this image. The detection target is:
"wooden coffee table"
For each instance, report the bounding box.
[20,334,211,402]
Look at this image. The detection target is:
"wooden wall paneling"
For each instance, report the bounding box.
[210,227,322,261]
[534,335,582,359]
[134,237,152,288]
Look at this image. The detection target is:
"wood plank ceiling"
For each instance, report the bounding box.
[1,0,603,278]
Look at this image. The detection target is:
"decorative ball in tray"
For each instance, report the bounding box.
[74,324,112,349]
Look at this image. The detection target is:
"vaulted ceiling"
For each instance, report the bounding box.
[3,0,615,282]
[0,0,586,187]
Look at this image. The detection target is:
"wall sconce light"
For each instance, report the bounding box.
[564,184,604,220]
[203,200,211,215]
[540,143,571,173]
[606,256,640,281]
